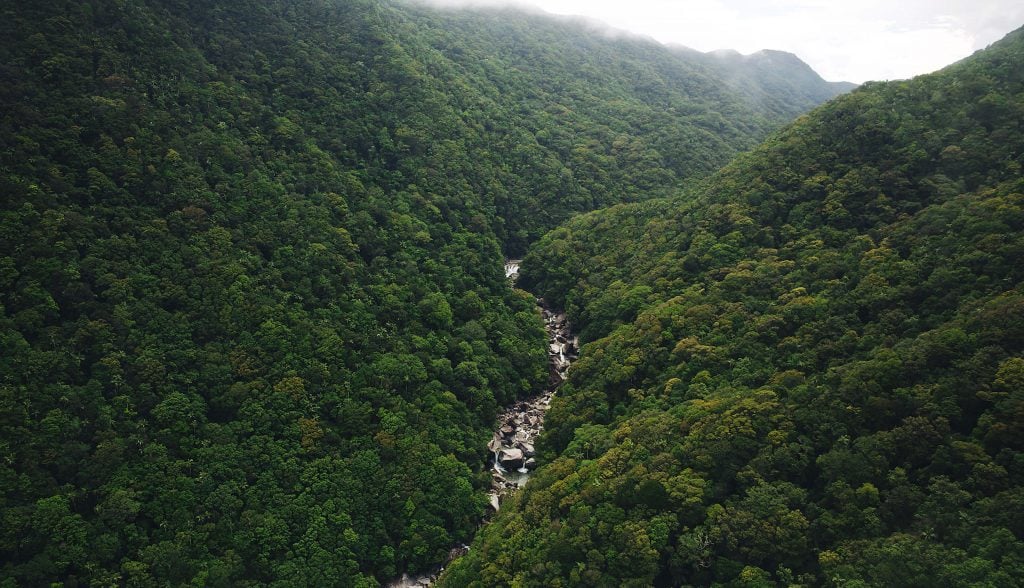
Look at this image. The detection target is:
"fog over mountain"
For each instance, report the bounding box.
[414,0,1024,82]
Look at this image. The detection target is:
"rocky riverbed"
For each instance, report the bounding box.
[389,260,577,588]
[486,291,577,510]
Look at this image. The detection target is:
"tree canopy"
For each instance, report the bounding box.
[443,26,1024,587]
[0,0,852,584]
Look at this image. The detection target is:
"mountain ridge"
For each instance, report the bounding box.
[671,44,858,119]
[440,24,1024,587]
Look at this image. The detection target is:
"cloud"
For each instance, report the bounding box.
[414,0,1024,83]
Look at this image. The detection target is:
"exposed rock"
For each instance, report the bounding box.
[504,259,521,279]
[389,573,437,588]
[448,545,470,562]
[498,447,524,469]
[487,434,503,453]
[393,264,575,588]
[491,471,507,491]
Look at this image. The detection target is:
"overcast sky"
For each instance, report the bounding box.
[420,0,1024,83]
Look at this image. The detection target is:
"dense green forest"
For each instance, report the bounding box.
[440,28,1024,586]
[0,0,849,585]
[675,47,856,123]
[355,1,853,253]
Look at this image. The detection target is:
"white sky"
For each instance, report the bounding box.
[420,0,1024,83]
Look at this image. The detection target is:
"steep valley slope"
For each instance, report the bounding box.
[441,26,1024,587]
[0,0,848,584]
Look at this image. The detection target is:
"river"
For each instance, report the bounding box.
[487,260,577,502]
[387,259,577,588]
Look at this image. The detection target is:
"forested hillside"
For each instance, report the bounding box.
[676,47,856,122]
[441,27,1024,586]
[391,2,853,252]
[0,0,846,584]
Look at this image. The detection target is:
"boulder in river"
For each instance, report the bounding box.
[487,434,503,453]
[498,447,524,469]
[448,545,470,561]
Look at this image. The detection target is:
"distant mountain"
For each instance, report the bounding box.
[675,45,858,119]
[442,25,1024,587]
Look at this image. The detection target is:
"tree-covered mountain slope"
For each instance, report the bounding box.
[681,47,857,120]
[372,0,854,252]
[441,27,1024,587]
[0,0,848,584]
[0,1,547,584]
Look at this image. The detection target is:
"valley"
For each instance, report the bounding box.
[390,260,577,587]
[0,0,1021,586]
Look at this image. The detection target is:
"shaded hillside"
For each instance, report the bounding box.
[385,1,854,252]
[0,0,847,584]
[442,27,1024,587]
[0,0,547,584]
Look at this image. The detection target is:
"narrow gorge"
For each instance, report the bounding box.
[488,260,578,507]
[389,260,578,588]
